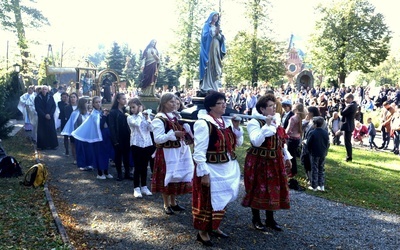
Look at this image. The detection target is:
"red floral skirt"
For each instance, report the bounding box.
[242,153,290,210]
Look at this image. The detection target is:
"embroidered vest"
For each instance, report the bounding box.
[205,120,237,163]
[155,117,183,148]
[247,119,285,159]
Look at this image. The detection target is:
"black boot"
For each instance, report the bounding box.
[124,166,133,180]
[265,210,282,231]
[64,137,69,155]
[251,208,266,231]
[116,166,123,181]
[306,171,312,184]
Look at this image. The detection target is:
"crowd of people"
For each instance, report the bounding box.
[13,7,400,247]
[16,79,400,247]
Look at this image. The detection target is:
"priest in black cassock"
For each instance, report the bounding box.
[34,85,58,150]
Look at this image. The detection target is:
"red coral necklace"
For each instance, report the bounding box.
[165,112,177,122]
[209,113,225,128]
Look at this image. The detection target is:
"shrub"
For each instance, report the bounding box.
[0,72,15,139]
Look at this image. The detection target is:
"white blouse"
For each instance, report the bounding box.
[127,112,153,148]
[247,118,292,161]
[193,112,244,177]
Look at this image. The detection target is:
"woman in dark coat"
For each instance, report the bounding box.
[108,93,132,181]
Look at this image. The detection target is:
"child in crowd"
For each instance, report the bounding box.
[62,93,79,164]
[328,112,342,145]
[353,121,368,146]
[72,96,113,179]
[63,98,92,170]
[306,116,329,192]
[367,118,378,150]
[127,98,155,198]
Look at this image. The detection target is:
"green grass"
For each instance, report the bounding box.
[236,127,400,215]
[319,146,400,214]
[0,130,68,249]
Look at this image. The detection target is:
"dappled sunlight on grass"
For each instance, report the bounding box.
[307,145,400,214]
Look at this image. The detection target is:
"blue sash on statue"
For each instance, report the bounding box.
[71,110,102,143]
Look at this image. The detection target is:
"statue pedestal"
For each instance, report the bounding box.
[180,97,205,121]
[180,97,238,127]
[138,96,160,114]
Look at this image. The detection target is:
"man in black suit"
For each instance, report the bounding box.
[340,93,357,162]
[281,99,294,129]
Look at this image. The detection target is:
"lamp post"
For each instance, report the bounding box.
[13,63,20,73]
[13,63,24,92]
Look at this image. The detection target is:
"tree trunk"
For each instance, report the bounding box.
[338,72,346,84]
[12,0,30,75]
[251,38,258,85]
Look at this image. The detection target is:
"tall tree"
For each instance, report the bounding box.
[224,31,285,86]
[308,0,391,84]
[244,0,271,85]
[121,44,140,87]
[105,42,125,76]
[223,0,285,87]
[354,56,400,87]
[172,0,211,88]
[88,44,107,68]
[157,54,181,90]
[0,0,49,74]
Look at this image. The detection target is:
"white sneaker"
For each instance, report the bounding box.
[87,166,94,170]
[133,187,143,198]
[79,167,89,171]
[105,174,113,179]
[308,186,317,191]
[96,175,106,180]
[318,186,325,192]
[141,186,153,196]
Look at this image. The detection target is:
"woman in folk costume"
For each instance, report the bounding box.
[63,98,92,171]
[18,85,36,131]
[71,96,113,179]
[151,93,194,215]
[192,91,243,247]
[242,93,292,232]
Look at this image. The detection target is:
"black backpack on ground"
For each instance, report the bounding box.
[0,141,6,161]
[0,156,23,178]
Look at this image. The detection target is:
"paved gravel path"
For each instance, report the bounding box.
[41,134,399,250]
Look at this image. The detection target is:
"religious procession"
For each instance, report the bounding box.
[1,1,399,249]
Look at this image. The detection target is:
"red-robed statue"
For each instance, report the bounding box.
[140,39,160,97]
